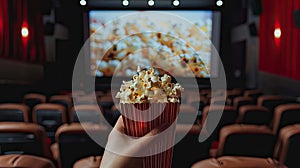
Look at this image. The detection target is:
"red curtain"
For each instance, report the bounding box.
[0,0,45,63]
[259,0,300,80]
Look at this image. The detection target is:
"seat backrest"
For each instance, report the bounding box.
[0,122,51,158]
[0,103,30,122]
[216,124,276,158]
[49,95,72,112]
[23,93,46,109]
[201,105,237,141]
[191,156,286,168]
[272,104,300,135]
[56,123,109,168]
[257,95,282,107]
[237,105,271,125]
[233,96,255,110]
[0,154,55,168]
[70,105,104,124]
[98,95,114,109]
[210,97,229,106]
[172,124,209,168]
[275,124,300,168]
[32,103,67,141]
[244,89,263,100]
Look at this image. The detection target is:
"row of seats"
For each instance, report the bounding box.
[72,123,300,168]
[0,88,298,168]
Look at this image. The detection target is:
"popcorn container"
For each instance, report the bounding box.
[120,102,179,168]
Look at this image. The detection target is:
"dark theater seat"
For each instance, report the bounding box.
[275,124,300,168]
[0,154,55,168]
[172,124,210,168]
[215,125,276,158]
[201,105,237,141]
[23,93,46,109]
[70,104,104,124]
[237,105,271,125]
[272,104,300,135]
[0,122,52,159]
[0,103,30,122]
[32,103,67,142]
[54,123,109,168]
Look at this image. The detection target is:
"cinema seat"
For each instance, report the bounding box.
[32,103,67,142]
[54,123,108,168]
[191,156,286,168]
[215,125,276,158]
[0,103,30,122]
[244,89,263,101]
[74,95,96,105]
[97,95,114,110]
[0,122,52,158]
[210,97,229,105]
[49,95,72,112]
[237,105,272,125]
[274,124,300,168]
[0,154,55,168]
[272,104,300,135]
[232,96,255,111]
[23,93,46,109]
[201,105,237,141]
[226,89,243,105]
[257,95,283,113]
[69,105,104,124]
[73,156,102,168]
[172,124,210,168]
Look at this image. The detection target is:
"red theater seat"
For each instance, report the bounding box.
[0,154,55,168]
[191,156,286,168]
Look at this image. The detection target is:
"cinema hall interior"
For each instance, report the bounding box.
[1,0,300,167]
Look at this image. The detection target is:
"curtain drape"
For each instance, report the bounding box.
[259,0,300,80]
[0,0,45,63]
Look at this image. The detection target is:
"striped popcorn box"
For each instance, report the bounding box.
[120,102,179,168]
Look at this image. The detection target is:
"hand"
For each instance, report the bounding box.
[100,116,169,168]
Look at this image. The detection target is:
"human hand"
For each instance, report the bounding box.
[100,116,169,168]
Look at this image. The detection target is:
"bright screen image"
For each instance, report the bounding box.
[88,10,220,78]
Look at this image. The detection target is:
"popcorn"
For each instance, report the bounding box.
[115,66,184,103]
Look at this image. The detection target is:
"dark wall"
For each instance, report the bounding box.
[219,0,248,89]
[44,0,85,90]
